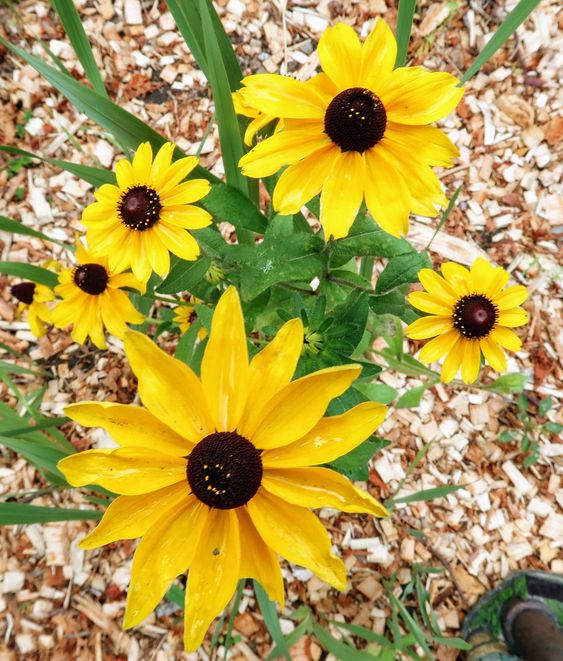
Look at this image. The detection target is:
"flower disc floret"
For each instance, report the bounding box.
[453,294,498,339]
[11,281,36,305]
[73,263,109,295]
[119,185,163,231]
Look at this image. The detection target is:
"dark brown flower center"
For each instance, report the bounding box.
[73,263,109,295]
[118,185,162,231]
[187,432,262,509]
[453,294,498,339]
[11,282,36,305]
[324,87,387,152]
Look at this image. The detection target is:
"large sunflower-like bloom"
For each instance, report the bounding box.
[57,287,388,651]
[11,281,54,337]
[406,258,529,384]
[82,142,212,282]
[237,20,463,239]
[51,240,145,349]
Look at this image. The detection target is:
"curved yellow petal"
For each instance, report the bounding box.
[361,19,397,89]
[201,287,248,432]
[405,315,452,340]
[418,329,459,364]
[469,257,500,293]
[417,269,457,303]
[57,447,187,495]
[497,308,529,328]
[108,272,146,293]
[80,482,191,549]
[263,467,388,517]
[94,183,121,203]
[184,509,240,652]
[239,318,304,439]
[461,339,481,384]
[318,22,361,89]
[493,285,528,311]
[407,291,452,315]
[155,223,200,261]
[150,142,176,190]
[158,156,199,195]
[440,337,464,382]
[99,290,143,338]
[65,402,194,455]
[384,123,459,168]
[160,206,213,229]
[480,336,507,373]
[124,497,207,629]
[320,151,365,240]
[440,262,470,292]
[241,74,327,119]
[161,179,210,205]
[124,330,213,442]
[261,402,386,468]
[250,365,361,450]
[485,267,511,298]
[115,158,134,190]
[490,326,522,351]
[247,488,346,591]
[132,141,153,184]
[236,507,284,607]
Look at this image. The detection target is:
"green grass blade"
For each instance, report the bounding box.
[2,417,69,438]
[50,0,107,97]
[312,622,378,660]
[389,484,466,507]
[0,215,72,249]
[426,184,462,250]
[254,580,291,661]
[460,0,542,84]
[0,502,101,525]
[0,262,58,288]
[165,583,185,608]
[395,0,417,67]
[387,592,433,660]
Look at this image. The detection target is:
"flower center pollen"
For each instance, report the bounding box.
[324,87,387,153]
[73,263,109,295]
[119,185,162,231]
[187,432,263,509]
[11,282,36,305]
[453,294,498,339]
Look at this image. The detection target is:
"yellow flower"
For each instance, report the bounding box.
[406,258,529,384]
[57,287,388,651]
[237,20,463,240]
[173,297,207,339]
[82,142,212,282]
[11,281,54,337]
[51,239,146,349]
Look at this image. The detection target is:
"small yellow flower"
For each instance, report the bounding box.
[406,258,529,384]
[57,287,388,651]
[82,142,212,282]
[51,239,146,349]
[237,20,463,240]
[11,282,54,337]
[173,297,207,339]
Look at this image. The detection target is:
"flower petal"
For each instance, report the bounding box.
[262,402,386,468]
[201,287,249,432]
[241,74,327,119]
[440,262,470,292]
[236,507,284,607]
[480,336,507,373]
[132,141,153,184]
[470,257,500,293]
[417,269,457,304]
[155,223,201,261]
[184,509,240,652]
[361,19,397,89]
[158,156,199,195]
[418,329,459,364]
[124,497,207,629]
[250,365,361,450]
[160,206,212,229]
[407,291,451,315]
[489,326,522,351]
[115,158,134,189]
[124,330,213,442]
[318,22,361,89]
[320,151,365,240]
[57,447,187,495]
[239,319,304,439]
[263,467,388,517]
[161,179,211,205]
[405,315,452,340]
[497,308,529,328]
[248,488,346,591]
[150,142,176,190]
[461,339,481,384]
[440,336,464,382]
[65,402,193,455]
[108,272,146,292]
[80,482,191,549]
[494,285,528,310]
[384,123,459,167]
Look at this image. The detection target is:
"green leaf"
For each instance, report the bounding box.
[254,581,291,661]
[426,184,463,250]
[369,287,420,324]
[157,256,212,295]
[389,484,466,507]
[50,0,108,97]
[200,184,267,234]
[538,395,553,417]
[165,583,185,608]
[354,382,398,405]
[395,0,417,67]
[312,622,377,661]
[432,636,471,651]
[482,373,527,394]
[0,262,58,288]
[0,215,72,249]
[0,502,102,525]
[544,422,563,434]
[387,592,433,660]
[375,252,431,294]
[460,0,543,84]
[395,382,436,409]
[327,436,390,481]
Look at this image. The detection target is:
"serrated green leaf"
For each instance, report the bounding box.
[0,262,58,288]
[0,502,102,525]
[375,252,431,294]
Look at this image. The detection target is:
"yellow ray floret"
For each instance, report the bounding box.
[11,281,54,338]
[57,286,388,651]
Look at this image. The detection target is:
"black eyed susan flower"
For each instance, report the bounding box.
[173,296,207,339]
[11,281,54,338]
[237,20,463,240]
[57,287,388,651]
[51,240,146,349]
[82,142,212,282]
[406,258,529,384]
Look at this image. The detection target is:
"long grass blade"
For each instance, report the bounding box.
[0,502,102,525]
[0,215,72,250]
[395,0,417,67]
[254,580,291,661]
[0,262,58,288]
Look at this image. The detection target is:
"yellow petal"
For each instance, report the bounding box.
[144,230,170,277]
[250,365,361,450]
[485,267,511,298]
[247,488,346,591]
[201,287,249,432]
[440,262,470,292]
[407,291,451,315]
[65,402,193,455]
[80,482,191,549]
[124,497,207,629]
[124,330,213,442]
[272,144,338,215]
[497,308,529,328]
[108,272,146,293]
[132,141,153,184]
[384,123,459,167]
[115,158,134,190]
[418,329,459,364]
[159,156,199,195]
[99,290,143,338]
[160,179,211,205]
[489,326,522,351]
[184,509,240,652]
[263,467,388,517]
[160,206,212,229]
[150,142,176,190]
[405,315,452,340]
[440,337,464,382]
[318,22,361,89]
[155,223,200,261]
[241,74,326,119]
[361,19,396,89]
[470,257,500,292]
[244,113,276,146]
[57,447,187,495]
[480,336,507,373]
[320,151,365,240]
[239,319,304,439]
[94,183,121,203]
[239,127,330,178]
[380,67,464,125]
[236,507,284,607]
[494,285,528,310]
[262,402,386,468]
[417,269,457,304]
[461,339,481,384]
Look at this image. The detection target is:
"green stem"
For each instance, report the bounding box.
[359,256,374,282]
